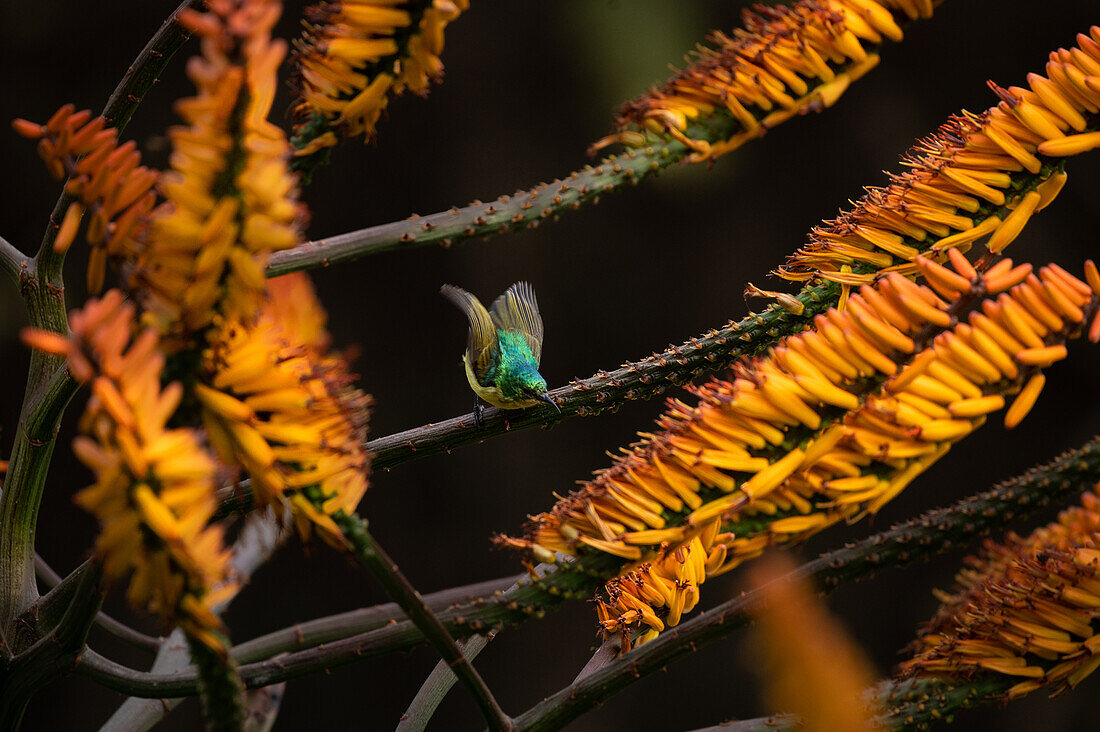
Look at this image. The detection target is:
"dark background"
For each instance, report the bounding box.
[3,1,1100,729]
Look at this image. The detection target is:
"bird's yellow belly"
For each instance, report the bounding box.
[463,357,539,409]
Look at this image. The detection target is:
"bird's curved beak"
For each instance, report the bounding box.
[539,392,561,413]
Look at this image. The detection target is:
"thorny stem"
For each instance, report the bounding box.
[361,237,1026,474]
[330,511,513,731]
[0,190,77,625]
[875,676,1016,729]
[683,677,1015,731]
[101,0,203,130]
[73,434,1100,699]
[34,554,161,653]
[368,281,839,471]
[214,283,837,496]
[267,142,689,276]
[0,342,78,624]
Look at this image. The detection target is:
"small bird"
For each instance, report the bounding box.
[441,281,559,426]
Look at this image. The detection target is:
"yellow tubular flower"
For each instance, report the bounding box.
[291,0,469,152]
[596,526,725,649]
[199,273,372,547]
[502,261,1099,649]
[22,292,235,650]
[901,484,1100,699]
[594,0,936,162]
[266,272,333,351]
[130,0,303,340]
[779,28,1100,288]
[749,555,879,732]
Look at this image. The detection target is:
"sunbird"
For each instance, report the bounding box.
[441,281,559,426]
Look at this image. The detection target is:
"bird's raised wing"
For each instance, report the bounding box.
[441,284,498,380]
[489,281,544,364]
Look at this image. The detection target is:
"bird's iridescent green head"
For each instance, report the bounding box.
[501,366,548,403]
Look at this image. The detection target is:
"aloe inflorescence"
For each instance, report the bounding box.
[593,0,937,163]
[902,482,1100,699]
[289,0,469,176]
[499,256,1099,648]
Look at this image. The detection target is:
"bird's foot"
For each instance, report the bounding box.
[474,399,485,428]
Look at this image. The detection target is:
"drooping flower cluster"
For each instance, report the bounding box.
[596,524,728,648]
[11,106,158,291]
[779,28,1100,288]
[290,0,469,156]
[22,293,235,651]
[130,0,303,341]
[502,258,1100,648]
[136,0,372,548]
[593,0,934,162]
[199,273,371,548]
[15,0,374,650]
[901,484,1100,699]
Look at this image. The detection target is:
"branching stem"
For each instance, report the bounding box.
[34,554,160,653]
[231,573,521,664]
[0,234,29,286]
[74,435,1100,700]
[395,566,557,731]
[331,512,513,731]
[368,282,838,471]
